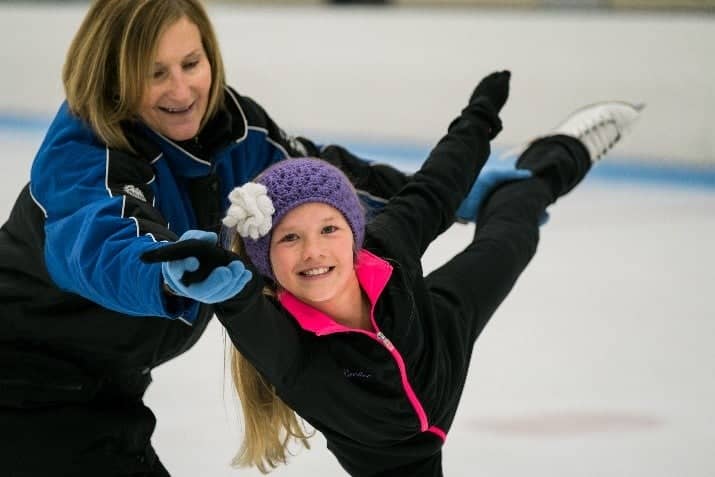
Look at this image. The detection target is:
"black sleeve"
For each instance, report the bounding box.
[214,273,305,386]
[232,87,411,202]
[317,144,411,203]
[367,99,499,261]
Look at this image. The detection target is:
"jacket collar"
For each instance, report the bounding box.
[125,86,248,177]
[277,249,393,335]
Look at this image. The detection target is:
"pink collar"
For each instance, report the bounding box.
[277,249,393,336]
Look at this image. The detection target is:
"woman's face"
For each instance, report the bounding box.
[138,16,212,141]
[270,202,357,308]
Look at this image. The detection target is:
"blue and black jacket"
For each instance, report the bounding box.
[0,86,408,407]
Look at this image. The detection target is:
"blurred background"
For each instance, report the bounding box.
[1,1,713,476]
[2,0,714,169]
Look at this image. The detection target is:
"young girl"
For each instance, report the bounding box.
[144,72,642,475]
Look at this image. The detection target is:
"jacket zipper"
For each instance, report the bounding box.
[370,328,429,433]
[375,331,394,351]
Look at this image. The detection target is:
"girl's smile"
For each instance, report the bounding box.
[298,266,334,278]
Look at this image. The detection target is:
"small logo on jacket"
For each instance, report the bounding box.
[343,369,372,380]
[122,184,147,202]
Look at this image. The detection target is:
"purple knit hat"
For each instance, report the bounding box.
[223,158,365,280]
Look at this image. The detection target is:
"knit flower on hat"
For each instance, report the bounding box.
[222,182,275,240]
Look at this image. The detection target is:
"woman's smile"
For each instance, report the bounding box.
[157,102,195,115]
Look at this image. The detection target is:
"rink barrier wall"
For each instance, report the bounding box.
[1,5,712,167]
[3,113,713,191]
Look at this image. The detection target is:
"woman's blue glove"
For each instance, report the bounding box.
[141,230,252,304]
[456,155,533,223]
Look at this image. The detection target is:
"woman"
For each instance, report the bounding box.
[144,70,642,475]
[0,0,408,475]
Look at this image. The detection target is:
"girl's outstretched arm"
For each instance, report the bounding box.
[368,71,509,260]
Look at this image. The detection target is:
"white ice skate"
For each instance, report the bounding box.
[499,101,644,163]
[551,101,644,162]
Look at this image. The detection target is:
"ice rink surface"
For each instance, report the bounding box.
[148,176,715,477]
[2,127,713,476]
[1,3,714,476]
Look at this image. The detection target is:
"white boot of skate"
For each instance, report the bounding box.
[551,101,645,162]
[499,101,644,162]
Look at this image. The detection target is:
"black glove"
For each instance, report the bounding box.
[141,235,241,286]
[469,70,511,113]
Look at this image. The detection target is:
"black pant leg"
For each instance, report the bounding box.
[423,135,589,430]
[0,400,170,477]
[516,134,591,200]
[426,177,552,348]
[425,133,589,347]
[422,178,553,432]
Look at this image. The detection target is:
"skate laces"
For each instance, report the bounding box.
[577,112,621,161]
[498,102,643,163]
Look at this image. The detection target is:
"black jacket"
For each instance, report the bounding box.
[216,100,498,476]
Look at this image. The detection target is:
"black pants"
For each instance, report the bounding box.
[0,396,170,477]
[422,135,590,435]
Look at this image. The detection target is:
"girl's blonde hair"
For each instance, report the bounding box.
[62,0,226,152]
[227,235,312,473]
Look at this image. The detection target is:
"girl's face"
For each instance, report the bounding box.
[138,16,212,141]
[270,202,357,308]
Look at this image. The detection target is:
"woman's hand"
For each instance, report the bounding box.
[141,230,252,303]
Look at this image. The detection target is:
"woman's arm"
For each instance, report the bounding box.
[232,88,411,204]
[31,103,192,320]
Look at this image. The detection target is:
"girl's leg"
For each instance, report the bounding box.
[423,137,590,426]
[426,135,589,346]
[425,101,641,428]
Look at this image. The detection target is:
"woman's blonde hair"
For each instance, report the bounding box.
[227,235,312,473]
[63,0,226,152]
